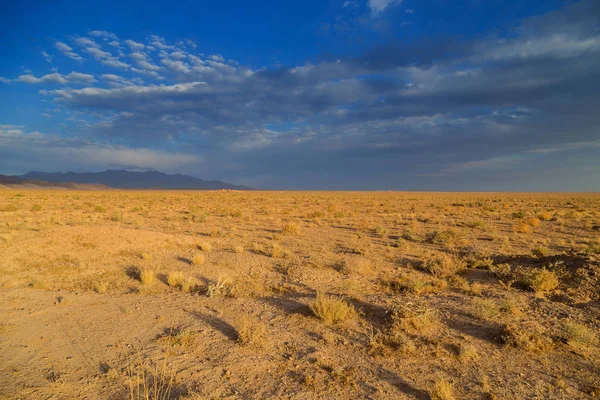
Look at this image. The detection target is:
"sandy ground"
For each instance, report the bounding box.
[0,190,599,399]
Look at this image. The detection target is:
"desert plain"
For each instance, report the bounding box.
[0,190,599,399]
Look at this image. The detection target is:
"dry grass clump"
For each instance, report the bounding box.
[502,321,553,352]
[390,303,441,338]
[489,263,512,279]
[156,326,197,348]
[140,252,153,261]
[236,315,266,347]
[339,256,374,275]
[206,276,234,298]
[191,253,205,265]
[389,274,447,296]
[271,243,284,258]
[167,271,184,288]
[93,280,109,294]
[180,277,195,293]
[126,353,176,400]
[422,253,466,278]
[531,246,550,258]
[564,322,598,347]
[430,377,456,400]
[233,245,244,254]
[198,241,212,252]
[30,204,42,212]
[474,298,519,321]
[424,229,460,246]
[283,221,301,235]
[458,343,478,362]
[537,211,553,221]
[310,294,355,324]
[140,269,156,285]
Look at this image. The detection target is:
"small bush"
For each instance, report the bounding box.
[490,263,512,279]
[502,321,553,352]
[310,294,355,324]
[527,217,541,227]
[234,245,244,254]
[564,322,598,347]
[94,205,106,213]
[516,223,531,233]
[537,211,552,221]
[523,268,559,294]
[512,211,525,219]
[207,277,234,298]
[31,204,42,212]
[389,275,447,296]
[422,253,466,278]
[531,246,550,259]
[236,315,266,347]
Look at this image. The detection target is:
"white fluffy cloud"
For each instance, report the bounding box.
[54,41,84,62]
[368,0,402,15]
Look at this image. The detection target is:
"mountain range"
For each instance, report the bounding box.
[0,170,251,190]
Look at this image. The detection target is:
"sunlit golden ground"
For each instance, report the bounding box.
[0,190,599,399]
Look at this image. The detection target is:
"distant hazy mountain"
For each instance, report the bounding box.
[18,170,252,190]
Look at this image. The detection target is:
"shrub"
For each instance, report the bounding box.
[502,321,553,352]
[30,204,42,212]
[490,263,512,279]
[523,268,559,294]
[310,294,355,324]
[537,211,553,221]
[531,246,550,258]
[564,322,598,347]
[422,253,466,278]
[516,223,531,233]
[234,246,244,254]
[94,205,106,213]
[389,275,447,296]
[236,315,266,347]
[512,211,525,219]
[527,218,541,227]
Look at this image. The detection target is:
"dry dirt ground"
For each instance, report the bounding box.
[0,190,599,399]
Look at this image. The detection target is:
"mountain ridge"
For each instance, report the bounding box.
[10,170,252,190]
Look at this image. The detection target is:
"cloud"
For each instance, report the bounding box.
[0,77,11,84]
[2,0,599,189]
[88,30,118,40]
[41,50,52,63]
[54,41,84,62]
[368,0,402,15]
[124,40,145,50]
[17,72,95,85]
[0,126,203,174]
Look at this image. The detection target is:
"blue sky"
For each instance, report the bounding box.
[1,0,599,190]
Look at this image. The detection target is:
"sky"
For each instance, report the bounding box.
[0,0,599,190]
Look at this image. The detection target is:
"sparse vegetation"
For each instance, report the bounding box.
[310,294,355,324]
[1,190,599,399]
